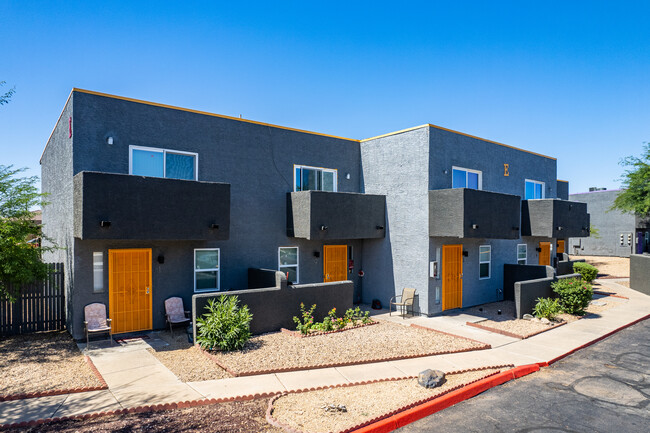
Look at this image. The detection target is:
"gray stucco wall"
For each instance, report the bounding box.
[630,254,650,296]
[360,127,431,314]
[557,181,569,200]
[568,190,636,257]
[514,272,581,318]
[503,264,555,301]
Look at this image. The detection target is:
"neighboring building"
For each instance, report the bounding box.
[569,189,650,257]
[41,89,590,339]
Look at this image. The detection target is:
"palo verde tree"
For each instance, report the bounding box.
[612,143,650,216]
[0,166,55,301]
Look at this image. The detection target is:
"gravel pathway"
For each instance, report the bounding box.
[271,368,501,433]
[0,331,102,397]
[207,321,487,375]
[147,331,232,382]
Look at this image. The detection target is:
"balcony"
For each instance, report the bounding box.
[73,171,230,240]
[429,188,521,239]
[521,199,589,238]
[287,191,386,240]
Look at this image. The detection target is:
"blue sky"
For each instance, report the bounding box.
[1,1,648,193]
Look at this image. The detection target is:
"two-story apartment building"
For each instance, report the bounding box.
[41,89,590,339]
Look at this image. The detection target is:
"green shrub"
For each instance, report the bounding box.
[293,303,317,335]
[196,296,252,351]
[573,262,598,283]
[551,278,593,315]
[533,297,561,320]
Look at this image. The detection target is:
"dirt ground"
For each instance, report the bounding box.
[4,399,281,433]
[0,331,103,397]
[568,255,630,278]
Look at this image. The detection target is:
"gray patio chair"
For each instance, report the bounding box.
[389,288,416,318]
[165,297,191,335]
[84,302,112,346]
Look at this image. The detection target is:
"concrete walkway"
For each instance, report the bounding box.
[1,279,648,426]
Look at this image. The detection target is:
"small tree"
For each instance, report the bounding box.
[0,81,15,106]
[612,143,650,216]
[0,166,55,301]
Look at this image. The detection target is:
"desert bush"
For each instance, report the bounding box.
[552,278,593,315]
[573,262,598,283]
[533,297,561,320]
[196,296,252,351]
[293,303,317,335]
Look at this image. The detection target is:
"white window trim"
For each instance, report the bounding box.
[278,246,299,284]
[293,164,338,192]
[479,245,491,280]
[524,179,545,199]
[452,166,483,190]
[194,248,220,292]
[517,244,527,265]
[129,145,199,180]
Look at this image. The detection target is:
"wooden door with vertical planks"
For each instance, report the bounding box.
[109,249,152,334]
[323,245,348,282]
[442,244,463,310]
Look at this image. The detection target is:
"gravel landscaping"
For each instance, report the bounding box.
[3,398,281,433]
[568,255,629,278]
[146,331,232,382]
[270,368,501,433]
[205,320,488,375]
[0,331,103,398]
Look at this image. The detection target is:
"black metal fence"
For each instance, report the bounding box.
[0,263,65,335]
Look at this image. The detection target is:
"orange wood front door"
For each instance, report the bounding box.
[557,240,565,254]
[539,242,551,266]
[323,245,347,282]
[108,248,152,334]
[442,244,463,311]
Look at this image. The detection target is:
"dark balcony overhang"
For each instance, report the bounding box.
[73,171,230,240]
[287,191,386,240]
[429,188,521,239]
[521,199,589,238]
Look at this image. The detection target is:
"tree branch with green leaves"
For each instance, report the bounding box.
[612,143,650,216]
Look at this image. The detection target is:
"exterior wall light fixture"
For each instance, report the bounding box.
[471,224,479,229]
[512,226,519,231]
[100,220,111,227]
[210,224,219,229]
[376,225,384,230]
[106,136,114,145]
[556,226,563,231]
[320,225,328,231]
[346,173,351,180]
[462,250,469,257]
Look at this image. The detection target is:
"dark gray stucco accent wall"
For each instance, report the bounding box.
[557,181,569,200]
[503,264,555,301]
[287,191,386,240]
[192,278,353,336]
[73,171,230,240]
[568,190,637,257]
[360,127,431,315]
[522,199,589,238]
[248,268,280,289]
[557,259,585,276]
[514,272,581,318]
[429,188,521,239]
[630,254,650,296]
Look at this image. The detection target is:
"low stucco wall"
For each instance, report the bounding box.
[504,264,555,301]
[192,275,353,338]
[630,254,650,296]
[514,273,581,318]
[248,268,279,289]
[557,259,585,276]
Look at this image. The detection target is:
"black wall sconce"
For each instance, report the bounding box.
[320,225,328,231]
[210,223,219,229]
[462,250,469,257]
[157,255,165,264]
[376,225,384,230]
[512,226,520,231]
[100,220,111,227]
[313,251,320,258]
[536,247,542,252]
[471,224,479,230]
[556,226,563,231]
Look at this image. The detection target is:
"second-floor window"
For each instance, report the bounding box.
[130,145,198,180]
[452,166,482,190]
[525,180,544,199]
[294,165,337,192]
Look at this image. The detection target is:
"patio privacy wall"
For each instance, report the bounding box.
[630,254,650,296]
[556,259,585,276]
[192,271,353,338]
[503,264,555,301]
[514,273,581,318]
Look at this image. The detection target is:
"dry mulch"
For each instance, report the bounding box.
[205,320,488,376]
[146,331,231,382]
[3,398,282,433]
[568,255,630,278]
[270,368,501,433]
[0,331,103,398]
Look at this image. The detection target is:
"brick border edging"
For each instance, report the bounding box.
[198,341,491,377]
[0,356,108,403]
[265,365,513,433]
[465,320,567,340]
[280,320,379,338]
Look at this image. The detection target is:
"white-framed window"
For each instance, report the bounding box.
[479,245,491,279]
[130,145,198,180]
[294,165,337,192]
[525,179,545,200]
[452,166,482,190]
[517,244,527,265]
[278,246,299,284]
[93,252,103,292]
[194,248,220,292]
